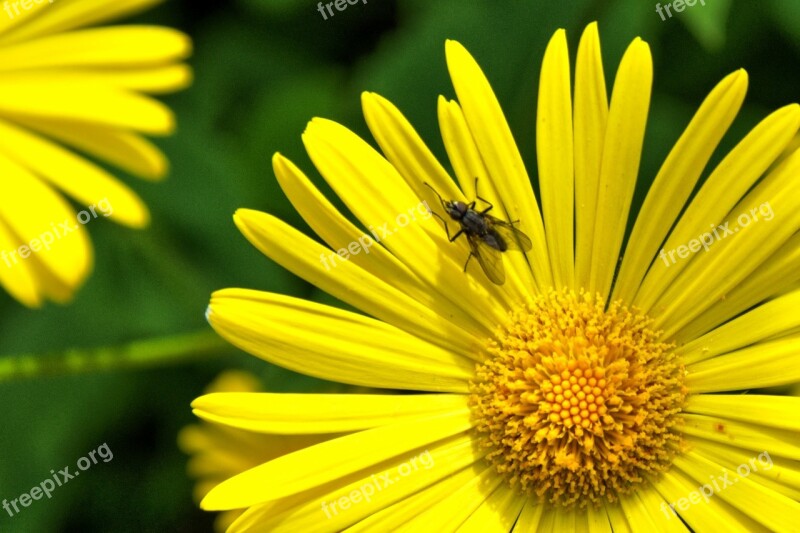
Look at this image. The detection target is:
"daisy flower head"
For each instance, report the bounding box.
[199,22,800,531]
[0,0,191,307]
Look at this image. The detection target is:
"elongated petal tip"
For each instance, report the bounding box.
[190,393,215,410]
[444,39,468,62]
[723,68,749,91]
[200,484,235,511]
[543,29,569,63]
[272,151,286,165]
[360,90,377,104]
[233,208,263,229]
[360,91,382,117]
[618,38,653,88]
[302,117,326,136]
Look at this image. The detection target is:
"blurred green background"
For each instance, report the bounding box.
[1,0,798,530]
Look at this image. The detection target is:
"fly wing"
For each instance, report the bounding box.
[468,235,505,285]
[486,216,533,252]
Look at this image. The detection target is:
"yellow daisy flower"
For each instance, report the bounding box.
[196,23,800,531]
[0,0,191,307]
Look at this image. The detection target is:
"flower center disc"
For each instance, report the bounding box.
[469,289,687,507]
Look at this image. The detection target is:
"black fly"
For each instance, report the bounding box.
[424,179,532,285]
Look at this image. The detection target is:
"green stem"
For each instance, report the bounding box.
[0,330,231,382]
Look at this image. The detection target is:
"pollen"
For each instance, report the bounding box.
[469,289,688,507]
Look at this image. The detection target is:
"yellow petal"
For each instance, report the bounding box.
[613,70,747,302]
[635,104,800,313]
[396,463,501,532]
[192,393,468,434]
[0,0,165,45]
[688,438,800,497]
[231,434,481,533]
[0,217,40,306]
[586,504,613,533]
[208,289,475,392]
[0,118,149,227]
[686,394,800,432]
[604,502,632,532]
[456,483,525,533]
[674,451,800,531]
[537,29,574,289]
[588,38,652,300]
[0,154,91,298]
[445,39,551,290]
[679,413,800,459]
[549,507,578,533]
[202,409,472,509]
[0,26,190,70]
[652,467,766,530]
[619,488,689,533]
[687,336,800,393]
[437,97,489,205]
[677,290,800,364]
[1,64,193,94]
[10,115,168,180]
[272,153,489,340]
[512,502,545,532]
[0,81,174,134]
[361,92,453,210]
[574,22,608,290]
[231,209,487,357]
[435,96,534,299]
[654,146,800,336]
[302,117,507,328]
[675,232,800,341]
[345,460,481,533]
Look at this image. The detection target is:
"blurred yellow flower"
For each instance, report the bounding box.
[197,22,800,532]
[0,0,191,307]
[179,370,334,532]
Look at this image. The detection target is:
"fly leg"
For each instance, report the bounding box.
[473,177,494,215]
[462,250,475,272]
[428,210,466,243]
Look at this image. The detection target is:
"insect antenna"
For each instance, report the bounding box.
[423,182,449,212]
[423,182,458,239]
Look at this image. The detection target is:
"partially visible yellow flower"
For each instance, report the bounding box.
[0,0,191,306]
[179,370,334,532]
